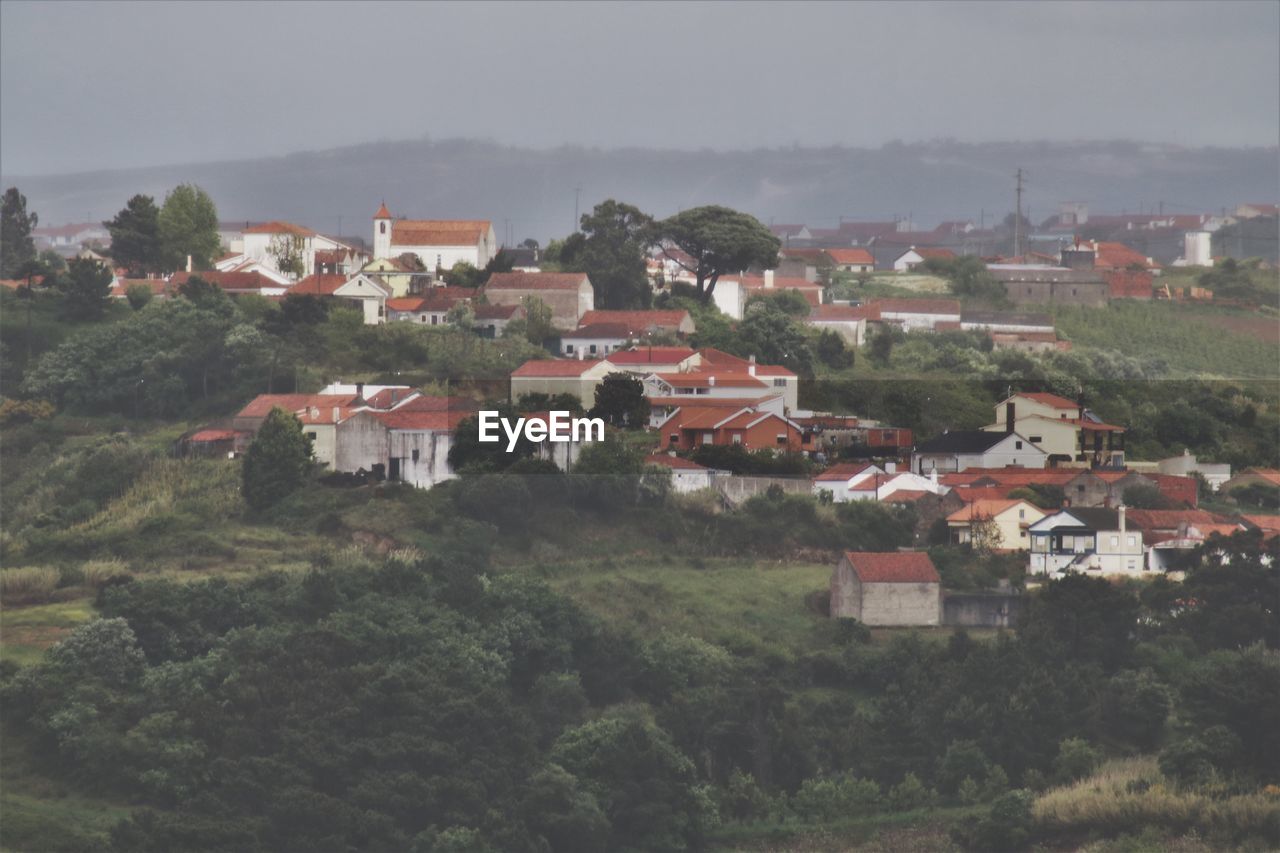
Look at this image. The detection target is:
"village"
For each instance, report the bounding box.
[27,199,1266,628]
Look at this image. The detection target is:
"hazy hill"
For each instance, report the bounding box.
[4,138,1276,243]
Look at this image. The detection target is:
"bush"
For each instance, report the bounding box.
[887,772,934,811]
[0,566,60,602]
[963,789,1034,851]
[242,408,314,510]
[453,474,533,533]
[791,773,881,821]
[1054,738,1102,785]
[938,740,993,796]
[82,558,130,588]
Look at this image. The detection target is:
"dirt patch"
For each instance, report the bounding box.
[1199,313,1280,343]
[2,624,74,651]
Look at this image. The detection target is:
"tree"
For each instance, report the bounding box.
[654,205,781,300]
[920,256,1007,303]
[735,301,814,376]
[522,295,556,345]
[104,194,163,275]
[816,329,853,369]
[1,186,38,277]
[177,274,224,305]
[589,372,650,429]
[267,234,306,279]
[560,200,655,309]
[125,284,154,311]
[158,184,220,271]
[242,407,314,510]
[968,514,1004,554]
[56,257,113,320]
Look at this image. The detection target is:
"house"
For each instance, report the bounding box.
[985,392,1126,468]
[1235,203,1279,220]
[290,273,392,324]
[873,470,948,500]
[656,402,805,453]
[577,309,695,338]
[509,358,615,409]
[1157,450,1230,492]
[473,303,522,338]
[824,248,876,273]
[169,270,289,297]
[946,499,1046,552]
[386,291,469,325]
[645,453,722,493]
[1060,239,1155,300]
[372,203,498,271]
[687,348,799,411]
[987,264,1110,307]
[869,297,961,332]
[212,254,295,286]
[484,271,594,329]
[893,246,955,272]
[961,310,1068,353]
[520,411,592,471]
[239,221,360,281]
[604,347,698,376]
[805,303,880,346]
[912,430,1047,475]
[33,222,109,249]
[560,322,635,357]
[830,551,941,626]
[1027,506,1146,576]
[333,407,464,488]
[813,462,885,503]
[709,270,824,320]
[360,255,433,297]
[646,394,785,430]
[109,278,172,300]
[1220,468,1280,496]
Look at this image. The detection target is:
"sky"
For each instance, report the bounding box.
[2,0,1278,177]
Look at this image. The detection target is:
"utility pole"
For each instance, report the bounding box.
[573,186,582,232]
[1013,168,1024,259]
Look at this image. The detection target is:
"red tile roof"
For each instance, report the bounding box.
[374,202,392,219]
[809,304,881,321]
[645,454,709,470]
[1243,514,1280,532]
[486,271,589,291]
[578,310,691,333]
[373,409,471,431]
[565,322,633,339]
[1014,391,1081,410]
[170,271,273,292]
[607,347,696,365]
[290,274,350,296]
[881,489,930,503]
[947,499,1033,522]
[237,393,356,420]
[842,552,940,584]
[472,303,519,320]
[952,486,1016,503]
[1124,509,1228,530]
[511,358,606,377]
[243,221,317,237]
[652,372,767,389]
[815,462,878,482]
[871,297,961,315]
[391,220,491,247]
[824,248,876,265]
[189,428,245,442]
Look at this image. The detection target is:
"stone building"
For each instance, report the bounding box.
[830,551,941,626]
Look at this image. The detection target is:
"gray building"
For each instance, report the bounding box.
[987,265,1109,307]
[830,551,941,626]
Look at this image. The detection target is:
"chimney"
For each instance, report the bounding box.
[748,356,757,376]
[885,461,896,474]
[930,468,938,488]
[332,407,339,423]
[764,269,775,289]
[1006,401,1015,433]
[708,375,716,387]
[310,407,319,420]
[1118,505,1126,533]
[186,254,193,273]
[356,381,365,401]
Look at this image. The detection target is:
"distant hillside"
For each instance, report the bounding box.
[4,138,1276,243]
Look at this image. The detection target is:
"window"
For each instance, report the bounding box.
[565,344,575,354]
[1076,484,1085,493]
[1015,440,1023,449]
[305,432,316,441]
[588,344,597,354]
[379,222,386,234]
[776,434,787,445]
[1029,436,1042,443]
[1018,509,1025,519]
[732,434,742,444]
[411,449,420,462]
[420,315,427,323]
[1020,530,1027,538]
[1060,535,1074,551]
[669,433,679,444]
[1110,535,1119,548]
[701,432,713,445]
[773,378,787,387]
[1032,536,1047,553]
[431,316,438,325]
[1127,535,1136,548]
[437,254,442,267]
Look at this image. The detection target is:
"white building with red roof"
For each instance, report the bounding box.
[812,462,885,502]
[644,453,723,493]
[869,297,961,332]
[830,552,942,625]
[984,392,1126,468]
[373,203,498,272]
[893,246,956,272]
[710,270,825,319]
[577,309,695,337]
[510,358,616,408]
[805,303,881,345]
[237,221,360,281]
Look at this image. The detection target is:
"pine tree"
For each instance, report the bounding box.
[105,194,162,276]
[242,408,314,510]
[0,187,38,277]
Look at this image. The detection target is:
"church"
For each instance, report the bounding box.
[372,202,498,273]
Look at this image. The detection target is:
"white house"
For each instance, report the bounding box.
[805,304,878,346]
[1157,450,1231,492]
[1027,506,1146,576]
[893,246,956,272]
[869,298,961,331]
[334,408,467,488]
[912,429,1047,475]
[645,454,723,493]
[561,322,635,357]
[813,462,885,502]
[240,221,356,280]
[373,203,497,271]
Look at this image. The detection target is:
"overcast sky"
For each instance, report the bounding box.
[2,0,1277,176]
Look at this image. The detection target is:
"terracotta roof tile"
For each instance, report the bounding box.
[842,552,940,584]
[512,358,606,377]
[486,271,589,291]
[391,219,491,247]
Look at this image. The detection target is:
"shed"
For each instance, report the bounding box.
[830,551,941,626]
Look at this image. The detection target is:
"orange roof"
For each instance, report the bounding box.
[373,409,470,431]
[1124,509,1228,530]
[881,489,930,503]
[947,499,1035,522]
[290,274,350,296]
[648,395,770,409]
[842,552,940,584]
[652,372,767,389]
[645,454,708,470]
[391,219,491,248]
[815,462,878,482]
[1243,514,1280,532]
[578,310,691,333]
[606,347,696,365]
[1234,468,1280,487]
[486,271,589,291]
[1012,391,1079,409]
[237,393,356,420]
[243,221,317,237]
[170,270,272,291]
[511,358,605,378]
[1080,240,1158,271]
[871,297,961,315]
[374,202,392,219]
[825,248,875,265]
[810,304,881,321]
[952,486,1016,503]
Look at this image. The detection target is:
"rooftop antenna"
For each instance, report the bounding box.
[1013,168,1024,258]
[574,186,582,232]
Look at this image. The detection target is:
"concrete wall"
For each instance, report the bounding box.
[860,581,942,626]
[943,592,1023,628]
[717,475,812,505]
[389,430,454,488]
[334,412,388,474]
[1002,279,1109,307]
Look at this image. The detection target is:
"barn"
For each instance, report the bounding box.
[829,551,941,626]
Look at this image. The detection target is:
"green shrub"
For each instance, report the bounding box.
[791,773,881,821]
[1054,738,1102,785]
[887,772,934,811]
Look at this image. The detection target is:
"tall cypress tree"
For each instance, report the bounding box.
[0,187,38,278]
[105,194,162,276]
[242,408,314,510]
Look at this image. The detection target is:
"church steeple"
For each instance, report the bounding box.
[373,201,392,259]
